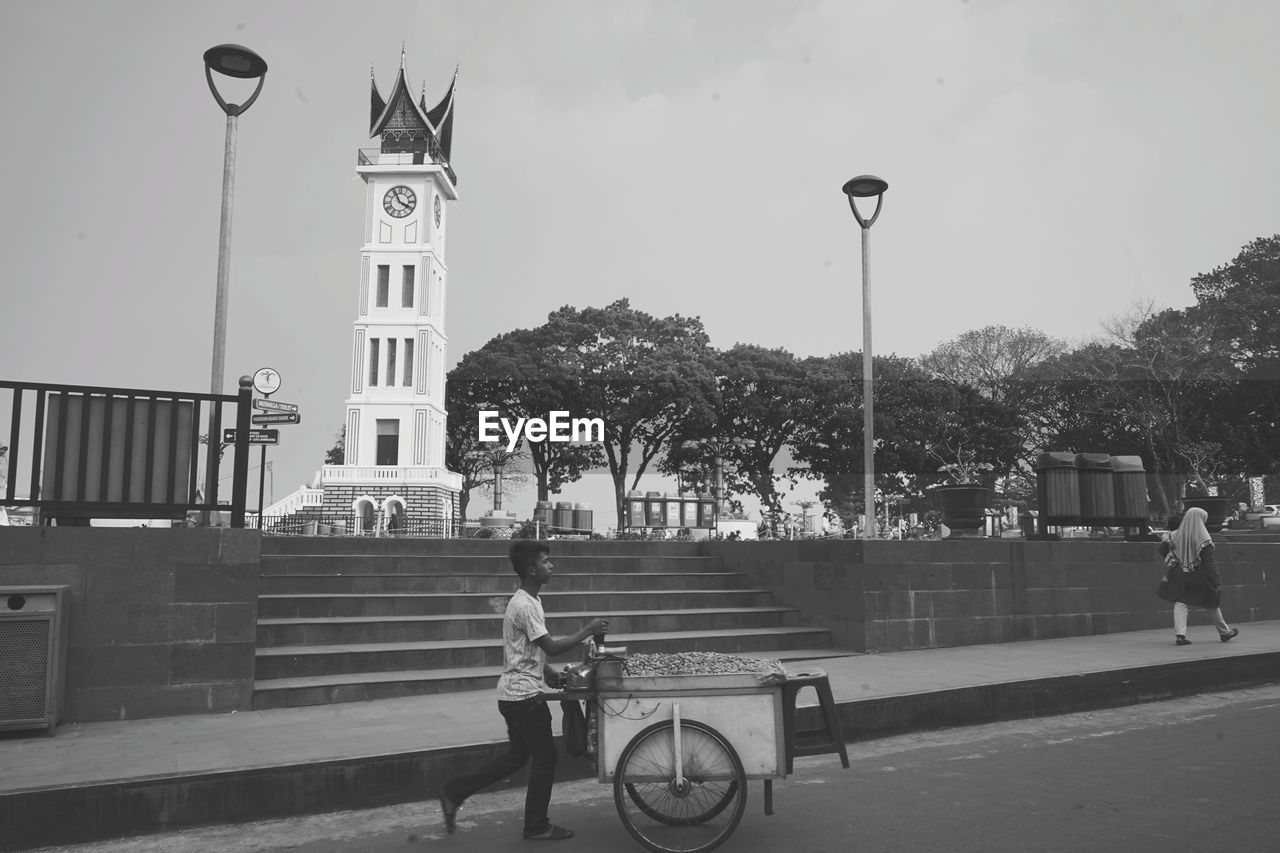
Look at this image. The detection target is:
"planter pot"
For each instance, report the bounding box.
[935,485,991,537]
[1182,496,1232,532]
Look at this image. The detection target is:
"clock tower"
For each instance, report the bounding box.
[320,53,462,534]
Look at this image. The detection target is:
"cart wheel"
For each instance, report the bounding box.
[613,718,747,853]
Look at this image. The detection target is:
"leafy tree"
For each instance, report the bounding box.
[544,299,719,529]
[790,353,1021,525]
[662,345,821,534]
[444,374,507,521]
[450,328,605,502]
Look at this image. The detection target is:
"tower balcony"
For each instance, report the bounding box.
[357,148,456,189]
[322,464,462,492]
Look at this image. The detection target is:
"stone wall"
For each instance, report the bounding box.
[0,527,260,722]
[701,538,1280,652]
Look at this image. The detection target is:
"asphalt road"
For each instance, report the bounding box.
[32,684,1280,853]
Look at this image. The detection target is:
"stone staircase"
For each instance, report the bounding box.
[253,538,851,709]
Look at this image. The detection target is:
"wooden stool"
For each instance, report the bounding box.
[764,668,850,816]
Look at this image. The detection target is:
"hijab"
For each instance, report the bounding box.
[1170,506,1213,569]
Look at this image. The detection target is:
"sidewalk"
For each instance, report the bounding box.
[4,621,1280,851]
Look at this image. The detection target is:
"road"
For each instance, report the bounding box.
[30,684,1280,853]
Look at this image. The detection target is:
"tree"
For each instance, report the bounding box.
[662,345,821,534]
[919,324,1067,407]
[450,328,605,502]
[790,353,1021,525]
[444,373,506,522]
[323,426,345,465]
[544,300,719,529]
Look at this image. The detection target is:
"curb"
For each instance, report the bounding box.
[4,651,1280,851]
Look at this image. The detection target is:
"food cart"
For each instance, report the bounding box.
[554,649,809,853]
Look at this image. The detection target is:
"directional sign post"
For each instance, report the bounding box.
[253,398,298,413]
[224,428,279,445]
[252,412,301,425]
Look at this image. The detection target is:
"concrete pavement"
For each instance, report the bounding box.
[3,620,1280,851]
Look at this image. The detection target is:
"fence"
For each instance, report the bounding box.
[1,378,253,526]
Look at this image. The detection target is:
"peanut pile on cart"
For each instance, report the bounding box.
[621,651,786,677]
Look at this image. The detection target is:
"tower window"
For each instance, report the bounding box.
[376,265,390,307]
[403,338,414,386]
[369,338,380,386]
[387,338,397,386]
[376,419,399,466]
[402,265,415,308]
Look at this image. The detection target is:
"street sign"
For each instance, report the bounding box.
[253,398,298,413]
[252,412,300,425]
[223,429,279,445]
[252,367,282,396]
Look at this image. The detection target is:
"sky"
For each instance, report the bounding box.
[2,0,1278,527]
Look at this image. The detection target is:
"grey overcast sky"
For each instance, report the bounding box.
[2,0,1278,522]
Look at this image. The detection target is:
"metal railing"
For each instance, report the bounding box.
[1,378,252,526]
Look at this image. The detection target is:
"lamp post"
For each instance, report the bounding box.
[842,175,888,539]
[203,44,268,397]
[201,45,266,522]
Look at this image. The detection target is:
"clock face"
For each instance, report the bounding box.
[383,185,416,218]
[434,195,442,227]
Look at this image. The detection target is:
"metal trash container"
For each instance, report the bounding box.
[680,494,699,528]
[534,500,553,527]
[0,586,70,736]
[1109,455,1149,525]
[625,491,645,529]
[645,491,666,528]
[696,492,717,528]
[572,502,592,535]
[1036,452,1081,529]
[553,501,574,530]
[1075,453,1115,525]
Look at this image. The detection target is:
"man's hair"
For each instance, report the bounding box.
[509,540,551,578]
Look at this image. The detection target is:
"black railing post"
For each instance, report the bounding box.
[229,376,253,528]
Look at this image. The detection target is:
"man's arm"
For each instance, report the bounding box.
[535,617,608,658]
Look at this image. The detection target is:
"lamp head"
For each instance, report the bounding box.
[842,175,888,198]
[203,44,269,79]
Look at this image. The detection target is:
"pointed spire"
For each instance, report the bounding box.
[400,43,406,68]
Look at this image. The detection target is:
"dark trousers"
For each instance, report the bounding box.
[443,697,557,836]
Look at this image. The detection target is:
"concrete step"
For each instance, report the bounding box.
[261,538,708,557]
[253,627,834,680]
[259,571,750,595]
[261,554,725,576]
[256,589,777,619]
[256,606,801,646]
[249,647,862,710]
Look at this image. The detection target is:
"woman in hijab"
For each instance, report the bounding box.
[1158,506,1239,646]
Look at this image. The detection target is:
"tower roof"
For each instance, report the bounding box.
[369,58,457,181]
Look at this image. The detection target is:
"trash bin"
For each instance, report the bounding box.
[572,502,592,534]
[625,491,645,528]
[1018,512,1038,537]
[553,501,574,530]
[0,586,70,736]
[696,492,717,528]
[680,494,699,528]
[1075,453,1115,526]
[645,491,666,528]
[663,494,682,528]
[1036,452,1081,529]
[1109,455,1149,526]
[534,500,553,527]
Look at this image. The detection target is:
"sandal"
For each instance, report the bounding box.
[524,824,574,841]
[439,793,459,835]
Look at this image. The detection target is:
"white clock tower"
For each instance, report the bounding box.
[320,53,462,534]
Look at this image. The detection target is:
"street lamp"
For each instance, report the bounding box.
[203,44,268,397]
[201,45,266,523]
[842,174,888,539]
